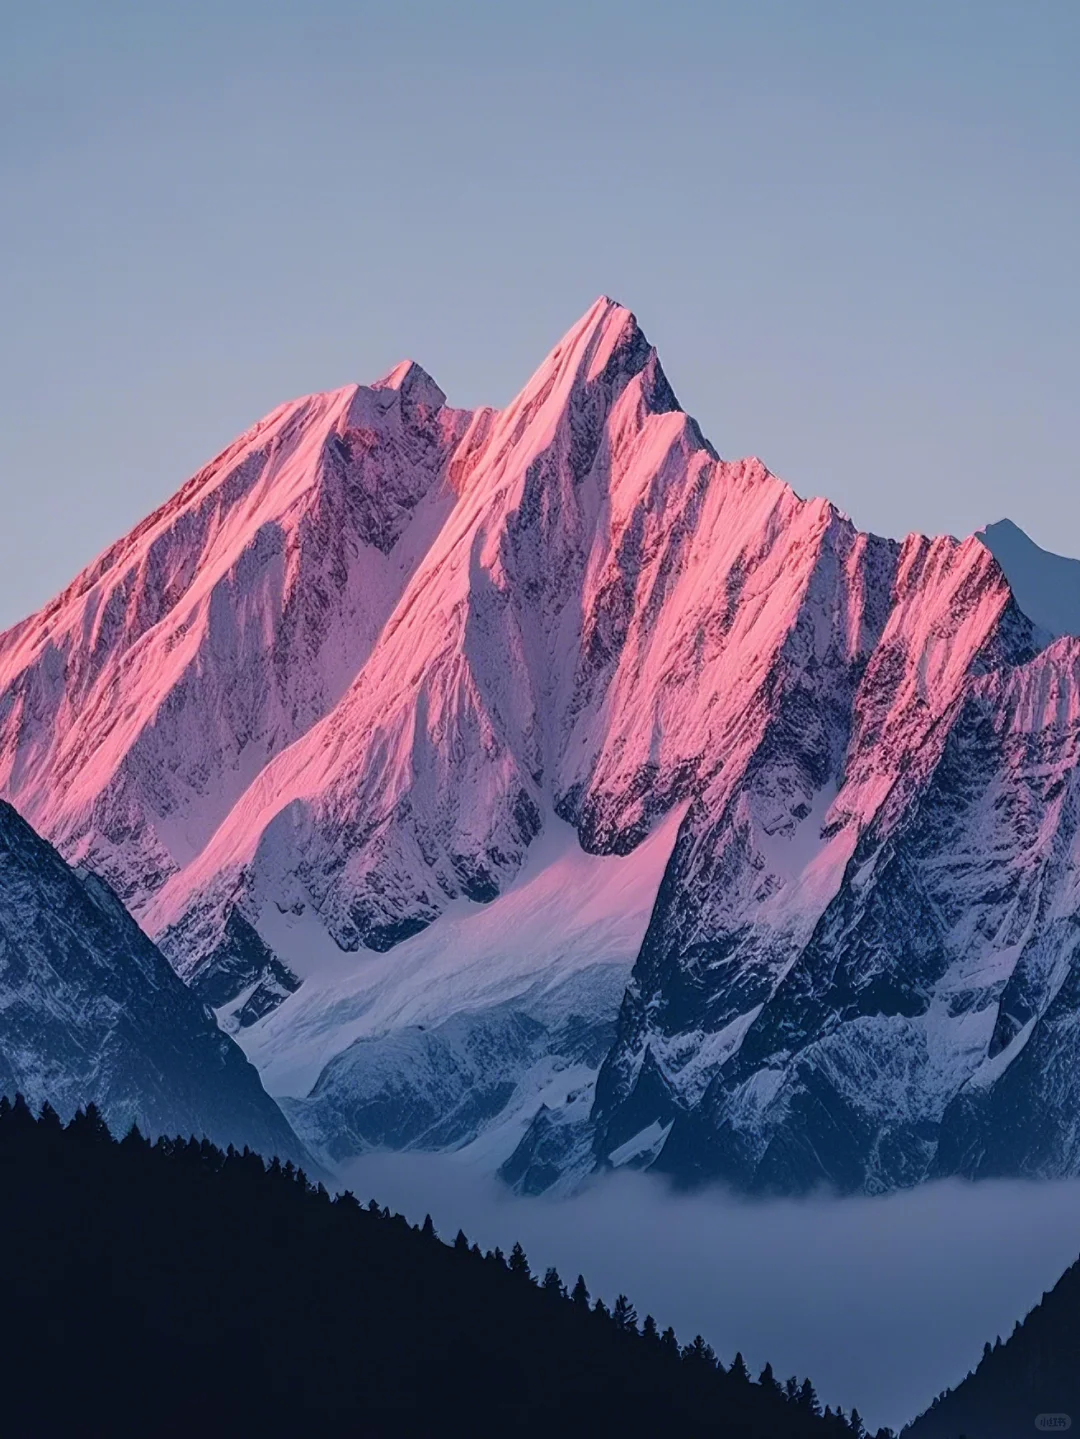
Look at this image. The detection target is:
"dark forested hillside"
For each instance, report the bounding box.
[0,1097,881,1438]
[904,1253,1080,1439]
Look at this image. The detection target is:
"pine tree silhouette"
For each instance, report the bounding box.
[541,1267,565,1298]
[67,1102,111,1144]
[683,1335,717,1368]
[9,1093,34,1132]
[508,1241,531,1281]
[798,1378,821,1416]
[0,1095,858,1438]
[38,1101,62,1133]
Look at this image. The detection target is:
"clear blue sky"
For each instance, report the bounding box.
[2,0,1078,628]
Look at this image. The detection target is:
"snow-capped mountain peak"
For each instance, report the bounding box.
[371,358,448,408]
[4,299,1080,1194]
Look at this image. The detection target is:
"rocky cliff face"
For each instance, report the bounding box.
[3,297,1079,1191]
[585,534,1048,1194]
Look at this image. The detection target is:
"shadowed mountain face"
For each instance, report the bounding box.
[979,517,1080,639]
[4,297,1080,1194]
[0,800,308,1165]
[905,1247,1080,1439]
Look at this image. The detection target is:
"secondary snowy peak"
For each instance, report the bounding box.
[371,358,448,409]
[0,363,479,909]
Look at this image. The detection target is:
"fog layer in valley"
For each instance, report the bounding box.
[343,1154,1080,1432]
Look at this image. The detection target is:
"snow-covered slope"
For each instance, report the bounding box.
[4,296,1080,1192]
[0,362,482,912]
[0,800,307,1163]
[267,807,683,1170]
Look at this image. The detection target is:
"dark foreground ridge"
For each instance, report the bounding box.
[904,1249,1080,1439]
[0,1096,880,1438]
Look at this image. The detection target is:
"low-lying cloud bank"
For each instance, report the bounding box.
[342,1153,1080,1432]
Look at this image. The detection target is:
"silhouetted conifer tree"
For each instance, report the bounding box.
[10,1094,34,1131]
[38,1101,62,1132]
[68,1102,111,1144]
[542,1267,565,1298]
[0,1096,853,1438]
[798,1378,821,1416]
[508,1241,531,1281]
[120,1121,148,1154]
[683,1335,716,1368]
[760,1361,781,1393]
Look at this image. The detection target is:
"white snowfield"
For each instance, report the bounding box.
[3,297,1080,1191]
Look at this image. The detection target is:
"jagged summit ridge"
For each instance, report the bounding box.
[139,296,713,955]
[2,297,1079,1192]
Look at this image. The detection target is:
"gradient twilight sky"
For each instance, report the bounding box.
[2,1,1078,628]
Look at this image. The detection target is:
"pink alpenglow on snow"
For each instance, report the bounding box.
[1,297,1078,1193]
